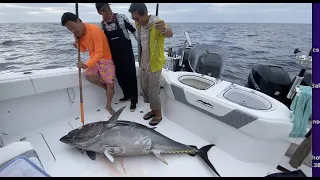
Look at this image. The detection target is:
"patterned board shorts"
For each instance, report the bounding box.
[85,59,115,84]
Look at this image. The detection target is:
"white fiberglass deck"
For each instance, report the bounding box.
[1,94,282,177]
[0,66,312,177]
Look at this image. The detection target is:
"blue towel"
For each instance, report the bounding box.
[289,85,312,138]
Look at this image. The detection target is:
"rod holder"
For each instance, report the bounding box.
[287,76,304,99]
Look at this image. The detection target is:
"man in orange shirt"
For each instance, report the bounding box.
[61,12,116,115]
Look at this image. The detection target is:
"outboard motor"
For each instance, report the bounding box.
[246,64,292,106]
[174,32,194,72]
[187,44,226,79]
[176,47,193,72]
[174,32,226,78]
[265,169,307,177]
[301,71,311,86]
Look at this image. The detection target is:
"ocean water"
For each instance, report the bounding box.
[0,23,312,86]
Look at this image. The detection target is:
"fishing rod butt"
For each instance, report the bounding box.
[74,3,84,126]
[80,102,85,125]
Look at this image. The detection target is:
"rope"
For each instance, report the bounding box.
[67,88,75,103]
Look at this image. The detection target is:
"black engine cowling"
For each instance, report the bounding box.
[246,64,292,106]
[176,47,193,72]
[177,44,226,79]
[300,71,312,86]
[265,169,307,177]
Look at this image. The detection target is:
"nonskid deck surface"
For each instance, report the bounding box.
[2,95,281,177]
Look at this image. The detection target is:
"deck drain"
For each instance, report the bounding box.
[115,102,118,105]
[75,117,79,120]
[97,109,101,112]
[140,111,144,113]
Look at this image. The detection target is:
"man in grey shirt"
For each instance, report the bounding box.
[96,3,139,112]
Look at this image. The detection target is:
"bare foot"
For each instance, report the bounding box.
[106,106,115,115]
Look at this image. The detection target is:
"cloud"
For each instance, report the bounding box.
[0,3,312,24]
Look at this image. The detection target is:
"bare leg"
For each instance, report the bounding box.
[105,83,115,115]
[86,75,106,90]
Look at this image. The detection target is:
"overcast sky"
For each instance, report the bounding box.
[0,3,312,24]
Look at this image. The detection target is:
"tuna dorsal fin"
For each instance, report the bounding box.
[106,106,126,127]
[152,150,168,165]
[104,150,115,163]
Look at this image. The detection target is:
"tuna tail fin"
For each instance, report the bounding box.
[192,144,221,177]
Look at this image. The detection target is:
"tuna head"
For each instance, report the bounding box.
[60,106,126,151]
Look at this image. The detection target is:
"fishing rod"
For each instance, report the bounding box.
[155,3,172,58]
[75,3,85,126]
[156,3,159,16]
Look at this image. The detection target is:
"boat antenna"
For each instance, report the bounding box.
[156,3,159,16]
[75,3,85,126]
[308,48,312,57]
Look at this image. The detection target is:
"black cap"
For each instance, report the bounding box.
[95,3,110,11]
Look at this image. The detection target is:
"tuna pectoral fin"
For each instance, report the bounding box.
[86,151,96,160]
[198,144,221,177]
[152,150,168,165]
[104,150,115,163]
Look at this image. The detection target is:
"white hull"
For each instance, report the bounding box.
[0,62,311,177]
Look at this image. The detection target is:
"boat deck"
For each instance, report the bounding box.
[1,95,286,177]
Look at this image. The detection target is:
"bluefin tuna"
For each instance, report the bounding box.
[60,106,221,177]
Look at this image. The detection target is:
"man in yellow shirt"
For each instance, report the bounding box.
[129,3,173,126]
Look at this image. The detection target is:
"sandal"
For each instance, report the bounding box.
[149,117,162,126]
[143,112,156,120]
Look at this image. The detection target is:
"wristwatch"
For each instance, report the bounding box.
[162,26,168,34]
